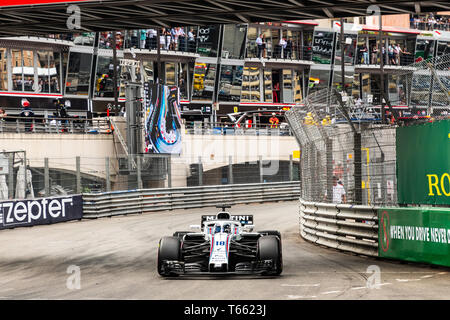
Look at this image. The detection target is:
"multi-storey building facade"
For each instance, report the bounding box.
[0,13,448,122]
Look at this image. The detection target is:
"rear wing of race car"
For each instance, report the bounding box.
[201,215,254,227]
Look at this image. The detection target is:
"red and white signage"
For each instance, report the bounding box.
[0,0,93,8]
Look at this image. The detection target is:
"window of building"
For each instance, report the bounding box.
[335,33,357,66]
[246,27,258,58]
[178,63,189,100]
[165,62,176,86]
[308,68,331,95]
[197,25,220,57]
[222,24,247,60]
[192,62,216,101]
[218,65,243,102]
[263,69,273,102]
[142,61,154,83]
[66,51,93,96]
[94,56,117,97]
[36,50,60,94]
[312,31,335,65]
[241,66,260,102]
[282,69,293,103]
[0,48,8,91]
[294,70,303,103]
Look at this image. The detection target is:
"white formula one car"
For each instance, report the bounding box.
[157,205,282,276]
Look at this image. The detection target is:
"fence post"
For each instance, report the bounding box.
[167,154,172,189]
[76,156,81,194]
[326,138,333,202]
[289,154,293,182]
[137,155,143,189]
[228,155,233,185]
[8,154,14,199]
[44,158,50,197]
[259,155,263,183]
[198,156,203,186]
[105,157,111,192]
[354,132,363,205]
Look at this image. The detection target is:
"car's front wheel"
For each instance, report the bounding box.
[157,236,181,277]
[257,235,283,275]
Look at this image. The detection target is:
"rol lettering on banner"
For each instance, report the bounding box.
[0,195,83,230]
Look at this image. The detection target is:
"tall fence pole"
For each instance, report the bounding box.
[228,155,233,185]
[137,155,143,189]
[289,154,294,182]
[198,156,203,187]
[76,156,81,194]
[8,154,14,199]
[105,157,111,192]
[167,155,172,189]
[354,132,362,205]
[326,138,333,202]
[259,156,263,183]
[44,157,50,197]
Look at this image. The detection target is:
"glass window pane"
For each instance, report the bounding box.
[312,31,334,64]
[94,56,117,97]
[197,25,220,57]
[165,62,176,86]
[262,28,272,58]
[415,39,435,62]
[37,51,50,93]
[66,51,92,96]
[192,62,216,101]
[72,32,95,47]
[246,27,258,58]
[222,24,247,60]
[178,63,188,100]
[0,48,8,91]
[308,68,330,95]
[218,65,243,102]
[23,50,35,92]
[142,61,154,83]
[264,69,273,102]
[335,33,357,66]
[51,52,61,93]
[282,69,293,103]
[12,49,22,91]
[294,70,302,103]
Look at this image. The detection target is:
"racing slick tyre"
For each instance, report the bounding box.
[157,236,181,277]
[257,235,283,275]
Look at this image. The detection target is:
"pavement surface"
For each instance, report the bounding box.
[0,201,448,300]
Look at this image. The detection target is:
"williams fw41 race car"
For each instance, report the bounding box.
[157,205,282,277]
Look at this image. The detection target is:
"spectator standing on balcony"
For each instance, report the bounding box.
[188,28,196,52]
[159,30,166,49]
[178,27,186,51]
[165,30,172,50]
[256,34,264,58]
[388,44,396,65]
[148,28,157,49]
[20,99,34,133]
[140,29,147,49]
[360,44,369,64]
[279,37,287,59]
[285,38,293,59]
[371,45,379,64]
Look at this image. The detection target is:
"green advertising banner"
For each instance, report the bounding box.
[397,119,450,205]
[379,207,450,267]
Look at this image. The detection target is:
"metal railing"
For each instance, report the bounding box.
[299,199,379,257]
[355,49,416,67]
[82,181,301,218]
[184,122,293,136]
[0,116,113,134]
[247,44,313,61]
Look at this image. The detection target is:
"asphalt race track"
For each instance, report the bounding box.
[0,201,448,300]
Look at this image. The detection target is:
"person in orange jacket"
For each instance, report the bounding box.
[269,113,280,128]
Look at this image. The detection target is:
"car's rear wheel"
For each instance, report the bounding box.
[157,236,181,277]
[257,235,283,275]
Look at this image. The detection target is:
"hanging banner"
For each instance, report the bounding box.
[397,119,450,205]
[379,207,450,267]
[0,195,83,230]
[144,83,182,154]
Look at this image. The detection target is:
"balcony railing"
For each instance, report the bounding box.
[247,44,313,61]
[0,116,113,134]
[410,21,450,32]
[355,49,416,67]
[185,122,293,136]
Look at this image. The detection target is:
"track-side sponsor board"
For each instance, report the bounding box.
[397,119,450,205]
[201,215,254,227]
[0,195,83,230]
[379,207,450,267]
[0,0,92,7]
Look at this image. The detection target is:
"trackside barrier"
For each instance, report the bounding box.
[82,182,301,218]
[299,198,379,257]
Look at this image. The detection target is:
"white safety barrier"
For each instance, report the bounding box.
[82,182,301,219]
[299,199,379,257]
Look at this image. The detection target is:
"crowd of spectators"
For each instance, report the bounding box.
[411,14,450,31]
[357,42,413,66]
[125,27,197,52]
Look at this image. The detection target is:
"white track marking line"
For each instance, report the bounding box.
[351,286,367,290]
[321,290,342,295]
[396,278,422,282]
[287,295,317,299]
[281,284,320,287]
[420,275,434,279]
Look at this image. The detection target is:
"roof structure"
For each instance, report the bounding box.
[0,0,448,36]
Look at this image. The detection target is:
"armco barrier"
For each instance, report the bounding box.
[299,198,379,257]
[82,182,301,218]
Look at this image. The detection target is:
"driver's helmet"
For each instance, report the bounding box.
[214,224,222,234]
[223,223,231,233]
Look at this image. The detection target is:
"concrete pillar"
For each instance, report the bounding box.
[228,155,233,185]
[137,155,143,189]
[289,154,293,182]
[259,155,263,183]
[8,154,13,199]
[167,155,172,188]
[198,156,203,186]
